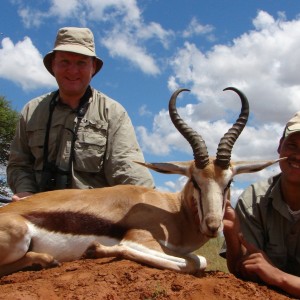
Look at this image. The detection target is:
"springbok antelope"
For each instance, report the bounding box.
[0,87,281,276]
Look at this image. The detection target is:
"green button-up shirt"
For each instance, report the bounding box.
[235,174,300,276]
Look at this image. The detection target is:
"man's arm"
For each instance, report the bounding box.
[7,113,39,195]
[104,104,154,188]
[224,201,300,298]
[239,234,300,298]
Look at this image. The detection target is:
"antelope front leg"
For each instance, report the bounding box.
[83,230,207,274]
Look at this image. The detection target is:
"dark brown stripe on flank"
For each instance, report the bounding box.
[23,211,126,238]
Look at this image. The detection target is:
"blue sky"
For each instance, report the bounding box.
[1,0,300,202]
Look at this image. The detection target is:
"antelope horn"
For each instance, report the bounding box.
[169,88,209,169]
[216,87,249,169]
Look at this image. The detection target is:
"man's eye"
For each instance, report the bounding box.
[287,143,297,150]
[58,60,69,67]
[78,61,89,68]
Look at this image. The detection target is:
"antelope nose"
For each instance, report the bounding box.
[205,215,221,234]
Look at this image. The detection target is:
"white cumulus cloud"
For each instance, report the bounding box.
[0,37,55,90]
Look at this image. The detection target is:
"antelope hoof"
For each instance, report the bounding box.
[48,259,61,268]
[26,252,61,269]
[82,242,101,259]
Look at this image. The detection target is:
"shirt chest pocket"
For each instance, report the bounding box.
[74,121,108,173]
[27,130,46,169]
[27,125,65,169]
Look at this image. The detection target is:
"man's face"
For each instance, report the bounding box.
[278,131,300,184]
[51,51,96,99]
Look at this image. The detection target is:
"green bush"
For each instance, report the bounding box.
[0,96,19,196]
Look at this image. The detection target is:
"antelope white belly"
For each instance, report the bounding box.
[27,222,120,262]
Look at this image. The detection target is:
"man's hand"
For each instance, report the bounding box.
[223,200,240,234]
[222,200,245,274]
[12,192,33,201]
[238,234,282,285]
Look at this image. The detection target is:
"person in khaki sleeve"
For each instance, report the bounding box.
[222,111,300,297]
[7,27,154,201]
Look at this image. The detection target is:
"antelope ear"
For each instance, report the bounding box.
[232,157,285,175]
[134,161,191,176]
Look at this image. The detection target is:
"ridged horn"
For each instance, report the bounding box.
[216,87,249,169]
[169,88,209,169]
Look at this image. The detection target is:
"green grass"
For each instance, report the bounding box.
[194,235,228,272]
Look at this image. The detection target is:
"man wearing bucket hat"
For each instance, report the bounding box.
[7,27,154,200]
[221,111,300,297]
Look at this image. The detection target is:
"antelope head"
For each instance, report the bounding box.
[140,87,281,238]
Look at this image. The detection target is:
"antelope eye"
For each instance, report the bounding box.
[191,177,201,192]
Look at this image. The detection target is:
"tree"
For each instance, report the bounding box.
[0,96,19,196]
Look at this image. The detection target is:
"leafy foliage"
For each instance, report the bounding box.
[0,96,19,196]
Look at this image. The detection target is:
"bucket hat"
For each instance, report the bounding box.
[43,27,103,76]
[284,111,300,138]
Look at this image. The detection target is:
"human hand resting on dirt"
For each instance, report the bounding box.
[237,233,278,283]
[238,233,300,298]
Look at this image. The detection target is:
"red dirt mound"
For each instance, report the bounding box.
[0,258,295,300]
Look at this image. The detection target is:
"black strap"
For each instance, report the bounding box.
[43,90,59,168]
[67,91,92,179]
[43,86,92,187]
